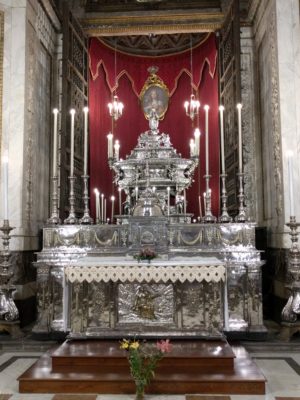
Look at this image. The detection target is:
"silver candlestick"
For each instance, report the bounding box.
[281,216,300,324]
[235,172,247,222]
[202,174,217,223]
[219,173,232,223]
[64,176,78,224]
[79,175,93,225]
[47,175,61,225]
[0,220,19,322]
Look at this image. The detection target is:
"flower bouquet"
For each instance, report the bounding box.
[120,338,172,399]
[134,247,157,263]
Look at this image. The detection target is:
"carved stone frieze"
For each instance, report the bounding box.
[25,27,36,223]
[240,27,258,221]
[269,10,283,219]
[0,12,3,158]
[36,3,57,55]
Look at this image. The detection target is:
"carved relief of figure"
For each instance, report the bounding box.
[176,194,184,214]
[133,286,156,319]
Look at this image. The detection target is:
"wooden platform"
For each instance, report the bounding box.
[18,340,266,395]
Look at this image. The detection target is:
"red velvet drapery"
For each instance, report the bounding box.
[89,34,219,220]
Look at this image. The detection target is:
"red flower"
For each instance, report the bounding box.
[156,339,172,353]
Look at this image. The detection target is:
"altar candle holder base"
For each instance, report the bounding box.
[219,174,232,223]
[64,176,78,225]
[47,176,61,225]
[281,216,300,325]
[79,175,93,225]
[0,220,20,324]
[202,175,217,223]
[235,172,247,223]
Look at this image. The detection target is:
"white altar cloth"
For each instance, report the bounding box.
[65,257,225,283]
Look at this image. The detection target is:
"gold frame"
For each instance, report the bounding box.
[139,67,169,120]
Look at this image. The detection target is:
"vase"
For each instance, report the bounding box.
[135,381,145,400]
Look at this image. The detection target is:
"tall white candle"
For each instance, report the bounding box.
[70,109,76,177]
[135,186,138,202]
[99,191,101,222]
[114,140,120,161]
[190,139,195,157]
[204,105,210,176]
[104,198,107,222]
[107,133,113,159]
[2,154,8,219]
[94,189,100,221]
[198,195,202,218]
[52,109,59,177]
[219,105,225,175]
[194,128,200,157]
[237,103,243,173]
[101,193,104,222]
[288,151,295,216]
[118,187,122,215]
[167,186,170,216]
[111,195,115,222]
[83,106,89,175]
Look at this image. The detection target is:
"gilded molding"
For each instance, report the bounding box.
[82,12,223,36]
[85,23,222,36]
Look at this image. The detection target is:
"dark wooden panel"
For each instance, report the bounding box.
[218,0,241,215]
[60,2,88,219]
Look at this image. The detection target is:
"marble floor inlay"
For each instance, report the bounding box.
[186,396,231,400]
[52,396,98,400]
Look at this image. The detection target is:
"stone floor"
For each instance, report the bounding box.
[1,322,300,400]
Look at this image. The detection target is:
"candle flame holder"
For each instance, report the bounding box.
[281,216,300,324]
[0,220,20,323]
[47,175,61,225]
[64,176,78,224]
[235,172,247,223]
[79,175,93,225]
[202,174,217,223]
[219,173,232,223]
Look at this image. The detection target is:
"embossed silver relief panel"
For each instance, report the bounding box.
[181,282,223,331]
[50,267,64,331]
[69,281,111,334]
[117,283,174,326]
[227,265,248,330]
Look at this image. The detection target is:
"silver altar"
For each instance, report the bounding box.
[35,109,265,338]
[33,221,265,338]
